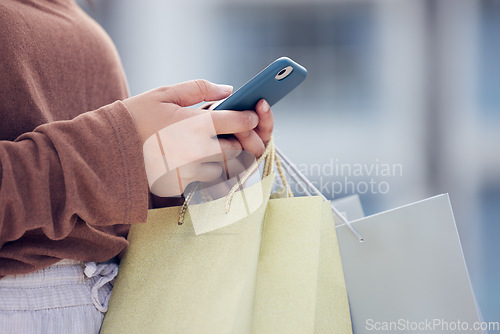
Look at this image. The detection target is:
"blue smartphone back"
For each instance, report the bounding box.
[213,57,307,111]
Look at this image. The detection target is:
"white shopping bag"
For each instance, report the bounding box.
[336,194,484,334]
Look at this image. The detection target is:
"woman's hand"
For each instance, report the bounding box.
[123,79,263,197]
[234,98,274,158]
[202,98,274,159]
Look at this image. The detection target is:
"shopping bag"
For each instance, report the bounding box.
[335,194,484,334]
[253,195,352,334]
[100,173,275,334]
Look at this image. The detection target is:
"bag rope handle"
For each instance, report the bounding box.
[178,182,199,225]
[223,136,291,213]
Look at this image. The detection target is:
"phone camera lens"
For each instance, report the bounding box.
[275,66,293,81]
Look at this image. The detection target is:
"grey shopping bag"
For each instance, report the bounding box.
[336,194,484,334]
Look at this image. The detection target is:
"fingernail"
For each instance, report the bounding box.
[219,84,233,94]
[261,100,270,112]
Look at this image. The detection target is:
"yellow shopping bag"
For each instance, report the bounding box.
[253,195,352,334]
[101,173,275,334]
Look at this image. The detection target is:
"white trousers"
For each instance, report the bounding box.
[0,260,118,334]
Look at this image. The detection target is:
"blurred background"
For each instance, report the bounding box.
[79,0,500,323]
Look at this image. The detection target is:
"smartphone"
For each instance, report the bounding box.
[212,57,307,111]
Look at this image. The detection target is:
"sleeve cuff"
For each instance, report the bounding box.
[102,100,149,224]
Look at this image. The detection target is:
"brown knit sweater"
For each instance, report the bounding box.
[0,0,149,277]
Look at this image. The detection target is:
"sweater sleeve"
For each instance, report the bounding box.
[0,101,149,244]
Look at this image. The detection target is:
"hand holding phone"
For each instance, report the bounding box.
[209,57,306,165]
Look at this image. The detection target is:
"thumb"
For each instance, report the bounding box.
[161,79,233,107]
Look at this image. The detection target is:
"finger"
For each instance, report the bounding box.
[234,130,266,158]
[197,137,242,163]
[198,157,247,200]
[210,110,259,134]
[224,154,260,190]
[219,137,242,161]
[254,99,274,145]
[190,162,224,183]
[160,80,233,107]
[199,172,232,200]
[224,156,247,179]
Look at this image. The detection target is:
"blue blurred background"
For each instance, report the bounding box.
[79,0,500,324]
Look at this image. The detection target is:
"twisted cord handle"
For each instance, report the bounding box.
[177,137,290,224]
